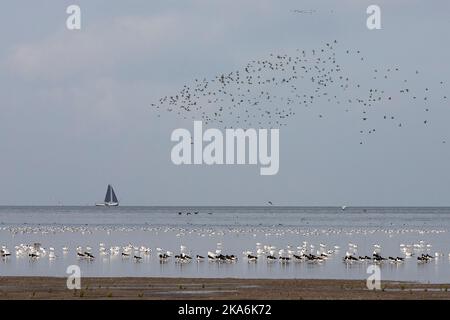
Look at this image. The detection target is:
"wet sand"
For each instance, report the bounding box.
[1,277,450,299]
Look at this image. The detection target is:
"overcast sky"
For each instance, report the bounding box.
[1,0,450,206]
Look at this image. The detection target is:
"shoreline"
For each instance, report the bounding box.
[1,277,450,300]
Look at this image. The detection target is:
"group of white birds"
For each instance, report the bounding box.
[242,241,340,263]
[2,243,57,259]
[343,240,448,263]
[1,240,449,266]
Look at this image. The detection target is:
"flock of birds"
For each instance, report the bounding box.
[151,40,448,145]
[177,211,213,216]
[0,240,445,265]
[342,241,438,264]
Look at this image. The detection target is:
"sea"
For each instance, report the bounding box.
[1,206,450,283]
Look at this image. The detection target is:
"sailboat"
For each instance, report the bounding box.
[96,184,119,207]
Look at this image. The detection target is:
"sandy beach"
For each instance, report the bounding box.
[1,277,449,300]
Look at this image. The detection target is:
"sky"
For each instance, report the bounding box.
[1,0,450,206]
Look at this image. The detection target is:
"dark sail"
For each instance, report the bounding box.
[111,186,118,203]
[104,185,112,203]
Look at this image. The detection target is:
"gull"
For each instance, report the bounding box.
[48,248,56,259]
[76,246,85,258]
[247,254,258,262]
[85,251,95,259]
[196,255,205,261]
[159,251,171,262]
[0,246,11,257]
[208,251,217,260]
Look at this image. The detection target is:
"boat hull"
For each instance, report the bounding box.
[106,202,119,207]
[95,202,119,207]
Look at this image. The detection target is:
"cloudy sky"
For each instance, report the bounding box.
[1,0,450,206]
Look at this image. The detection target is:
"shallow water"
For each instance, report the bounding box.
[1,206,450,283]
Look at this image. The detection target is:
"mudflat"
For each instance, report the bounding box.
[0,277,449,300]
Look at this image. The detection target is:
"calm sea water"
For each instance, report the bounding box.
[1,206,450,283]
